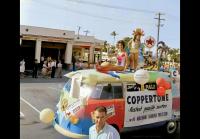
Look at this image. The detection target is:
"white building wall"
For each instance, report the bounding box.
[89,45,94,63]
[20,25,75,39]
[65,41,73,64]
[74,35,94,42]
[81,48,85,61]
[35,39,42,63]
[20,25,105,65]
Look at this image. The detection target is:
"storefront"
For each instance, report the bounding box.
[94,48,101,63]
[20,25,104,70]
[20,40,36,70]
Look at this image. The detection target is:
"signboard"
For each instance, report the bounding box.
[124,86,172,127]
[106,105,115,118]
[65,99,83,116]
[144,36,156,49]
[127,83,157,91]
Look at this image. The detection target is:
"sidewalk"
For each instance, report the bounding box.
[20,69,70,83]
[20,66,96,83]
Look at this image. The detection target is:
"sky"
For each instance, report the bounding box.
[20,0,180,54]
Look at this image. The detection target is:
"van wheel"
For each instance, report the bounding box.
[162,121,178,136]
[111,124,120,132]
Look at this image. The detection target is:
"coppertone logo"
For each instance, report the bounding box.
[144,82,157,90]
[127,83,157,91]
[127,84,141,91]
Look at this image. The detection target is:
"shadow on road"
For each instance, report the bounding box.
[120,127,180,139]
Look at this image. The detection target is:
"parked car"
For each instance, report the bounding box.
[40,69,180,138]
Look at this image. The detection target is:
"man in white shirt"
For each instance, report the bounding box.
[20,59,25,78]
[89,106,120,139]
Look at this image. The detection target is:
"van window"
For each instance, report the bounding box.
[100,83,123,99]
[90,83,123,100]
[89,85,102,99]
[100,84,113,99]
[113,86,123,99]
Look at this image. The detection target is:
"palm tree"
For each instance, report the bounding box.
[102,41,108,52]
[157,41,170,68]
[158,41,170,59]
[110,31,118,45]
[168,48,180,63]
[123,37,131,47]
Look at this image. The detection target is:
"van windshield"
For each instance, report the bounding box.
[89,83,123,99]
[80,83,95,98]
[63,79,72,92]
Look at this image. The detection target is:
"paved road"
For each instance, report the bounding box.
[20,78,179,139]
[20,83,67,139]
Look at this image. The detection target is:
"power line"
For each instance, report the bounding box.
[30,0,130,22]
[25,0,178,26]
[31,0,154,25]
[65,0,180,22]
[65,0,156,14]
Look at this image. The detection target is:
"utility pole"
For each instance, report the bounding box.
[77,26,81,39]
[154,12,165,60]
[84,30,90,36]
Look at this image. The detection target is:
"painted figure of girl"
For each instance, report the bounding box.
[128,28,145,71]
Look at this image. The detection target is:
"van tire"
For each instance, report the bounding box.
[161,121,179,137]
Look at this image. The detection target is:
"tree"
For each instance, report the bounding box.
[168,48,180,63]
[123,37,132,47]
[157,41,170,68]
[158,41,170,60]
[110,31,118,45]
[102,41,108,52]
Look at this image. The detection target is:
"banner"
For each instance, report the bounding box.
[124,84,172,127]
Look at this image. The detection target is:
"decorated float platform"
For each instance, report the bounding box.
[39,69,180,138]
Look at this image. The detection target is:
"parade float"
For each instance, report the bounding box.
[39,28,180,138]
[39,68,180,138]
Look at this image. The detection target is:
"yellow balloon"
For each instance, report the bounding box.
[40,108,55,124]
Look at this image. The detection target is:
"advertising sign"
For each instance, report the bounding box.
[65,99,83,116]
[106,105,115,118]
[124,85,172,127]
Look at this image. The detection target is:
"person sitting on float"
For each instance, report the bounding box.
[96,40,128,73]
[116,40,128,69]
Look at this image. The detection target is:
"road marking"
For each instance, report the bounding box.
[20,111,25,118]
[20,97,40,114]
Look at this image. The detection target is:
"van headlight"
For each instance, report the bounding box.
[69,115,79,125]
